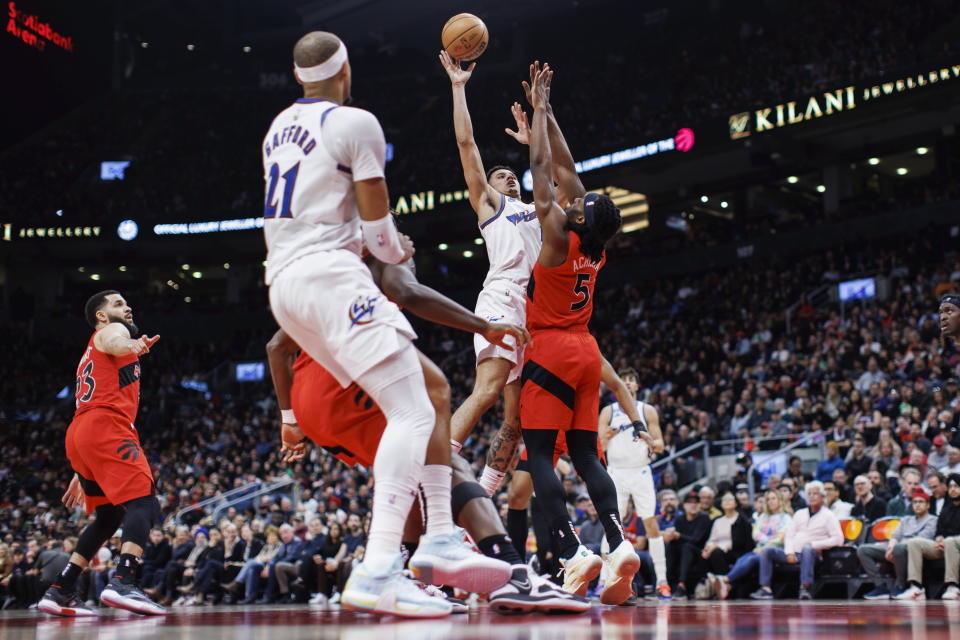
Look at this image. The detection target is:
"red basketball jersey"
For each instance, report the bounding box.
[525,231,605,331]
[73,333,141,424]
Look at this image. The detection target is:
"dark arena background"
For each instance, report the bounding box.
[3,0,960,638]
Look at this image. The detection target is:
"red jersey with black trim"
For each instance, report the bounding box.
[525,231,605,331]
[73,333,141,424]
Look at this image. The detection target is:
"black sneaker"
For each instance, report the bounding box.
[798,586,812,601]
[100,580,166,615]
[489,565,590,614]
[38,585,98,617]
[673,586,687,600]
[618,594,638,606]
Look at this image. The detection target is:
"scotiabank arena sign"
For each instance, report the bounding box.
[728,63,960,139]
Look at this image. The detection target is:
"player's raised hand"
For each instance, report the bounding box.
[280,422,308,464]
[504,102,531,145]
[530,64,553,111]
[521,61,552,107]
[131,334,160,356]
[62,473,84,510]
[438,50,476,86]
[481,322,531,351]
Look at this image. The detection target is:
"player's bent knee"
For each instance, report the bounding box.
[451,481,489,523]
[426,376,452,413]
[121,495,161,548]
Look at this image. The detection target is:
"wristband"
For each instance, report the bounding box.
[361,215,405,264]
[281,409,297,424]
[631,420,648,439]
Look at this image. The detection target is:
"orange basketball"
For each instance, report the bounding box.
[441,13,488,61]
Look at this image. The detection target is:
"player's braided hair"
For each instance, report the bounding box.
[577,194,621,263]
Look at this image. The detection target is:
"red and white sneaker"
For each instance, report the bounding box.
[100,581,166,615]
[892,585,926,601]
[38,585,98,617]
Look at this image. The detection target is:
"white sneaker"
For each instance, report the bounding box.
[308,592,328,606]
[409,532,512,593]
[892,585,926,601]
[559,545,603,597]
[600,540,641,605]
[943,585,960,600]
[412,578,468,614]
[341,554,452,618]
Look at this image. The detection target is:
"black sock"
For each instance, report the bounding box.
[551,517,581,559]
[506,509,528,560]
[478,534,523,566]
[599,510,626,549]
[114,553,140,584]
[401,542,418,568]
[55,562,83,591]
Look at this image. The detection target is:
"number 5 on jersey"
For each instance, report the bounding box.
[571,273,592,311]
[264,162,301,219]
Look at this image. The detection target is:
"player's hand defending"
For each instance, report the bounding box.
[529,63,553,111]
[62,473,84,510]
[481,322,531,351]
[439,50,475,86]
[504,102,531,145]
[280,422,308,464]
[399,233,416,263]
[522,61,552,109]
[131,335,160,356]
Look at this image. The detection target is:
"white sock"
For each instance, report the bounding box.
[649,535,667,586]
[450,439,463,454]
[365,481,417,572]
[478,465,506,497]
[421,465,454,536]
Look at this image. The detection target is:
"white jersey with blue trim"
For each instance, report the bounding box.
[262,99,386,286]
[478,195,542,291]
[606,400,651,469]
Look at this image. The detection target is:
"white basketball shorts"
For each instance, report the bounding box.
[608,465,657,520]
[472,281,526,384]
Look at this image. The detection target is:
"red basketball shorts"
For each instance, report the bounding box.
[520,329,602,432]
[291,358,386,468]
[65,409,155,513]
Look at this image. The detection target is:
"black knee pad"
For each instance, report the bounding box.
[121,495,160,548]
[76,504,125,560]
[451,481,489,523]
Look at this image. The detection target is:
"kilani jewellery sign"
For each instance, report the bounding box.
[2,224,101,241]
[728,63,960,139]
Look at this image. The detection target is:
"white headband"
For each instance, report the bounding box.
[294,42,348,83]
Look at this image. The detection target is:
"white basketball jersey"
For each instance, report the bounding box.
[606,400,651,469]
[261,99,385,285]
[479,195,542,290]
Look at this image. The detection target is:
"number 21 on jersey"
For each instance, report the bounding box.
[264,162,301,219]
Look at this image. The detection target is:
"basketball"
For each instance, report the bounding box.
[441,13,488,61]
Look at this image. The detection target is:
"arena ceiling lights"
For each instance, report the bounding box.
[590,186,649,233]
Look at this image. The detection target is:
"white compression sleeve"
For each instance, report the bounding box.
[361,215,405,264]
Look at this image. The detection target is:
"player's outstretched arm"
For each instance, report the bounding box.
[94,323,159,357]
[520,61,585,206]
[439,50,500,220]
[529,66,568,268]
[265,329,307,463]
[598,405,615,451]
[376,259,530,349]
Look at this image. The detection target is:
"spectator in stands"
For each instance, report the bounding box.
[944,448,960,475]
[859,488,937,600]
[868,470,894,502]
[167,529,210,606]
[287,518,325,603]
[928,435,951,471]
[926,471,948,516]
[0,543,12,609]
[307,521,347,606]
[785,457,805,486]
[898,473,960,600]
[852,475,887,522]
[832,468,854,502]
[887,468,923,517]
[701,492,752,594]
[235,526,280,604]
[259,523,304,604]
[699,487,722,520]
[196,522,244,604]
[575,497,604,555]
[714,489,792,600]
[816,442,845,482]
[146,525,194,603]
[873,441,902,476]
[657,490,679,530]
[664,491,711,600]
[779,478,806,513]
[142,528,172,591]
[846,437,874,479]
[857,358,887,394]
[823,480,853,519]
[750,481,843,600]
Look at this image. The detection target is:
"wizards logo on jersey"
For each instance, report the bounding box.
[505,209,537,226]
[348,295,379,327]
